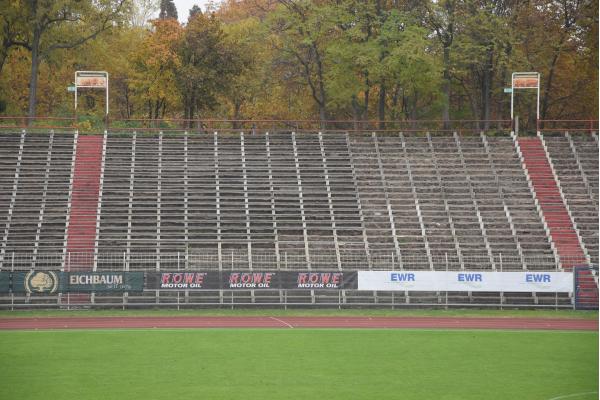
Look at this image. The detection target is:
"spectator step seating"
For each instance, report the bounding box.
[515,135,588,269]
[0,130,597,308]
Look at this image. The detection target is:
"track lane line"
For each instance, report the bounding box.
[269,316,294,328]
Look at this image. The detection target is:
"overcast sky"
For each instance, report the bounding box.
[173,0,213,22]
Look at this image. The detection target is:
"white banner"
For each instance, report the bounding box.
[357,271,573,293]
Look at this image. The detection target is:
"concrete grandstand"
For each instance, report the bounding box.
[0,128,597,308]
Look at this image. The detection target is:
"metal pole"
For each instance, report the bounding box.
[536,73,540,123]
[510,73,514,121]
[74,72,78,117]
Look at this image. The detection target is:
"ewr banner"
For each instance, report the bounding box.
[358,271,573,293]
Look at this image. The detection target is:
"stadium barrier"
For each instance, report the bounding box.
[0,270,574,294]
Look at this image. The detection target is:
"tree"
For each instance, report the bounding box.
[159,0,178,20]
[270,0,336,127]
[132,18,182,119]
[189,5,202,20]
[8,0,130,120]
[176,12,245,125]
[420,0,457,128]
[130,0,160,27]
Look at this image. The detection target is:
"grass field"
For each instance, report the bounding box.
[0,328,597,400]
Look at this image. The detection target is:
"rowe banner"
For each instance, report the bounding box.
[357,271,574,293]
[145,271,358,290]
[9,271,144,293]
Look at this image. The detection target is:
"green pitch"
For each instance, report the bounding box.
[0,329,597,400]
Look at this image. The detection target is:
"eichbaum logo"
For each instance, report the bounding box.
[161,272,207,289]
[25,271,59,294]
[229,272,275,288]
[69,274,123,285]
[297,272,342,288]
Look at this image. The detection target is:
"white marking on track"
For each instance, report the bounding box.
[269,317,294,329]
[547,391,598,400]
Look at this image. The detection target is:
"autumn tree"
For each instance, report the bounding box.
[3,0,130,120]
[176,12,245,125]
[132,18,182,119]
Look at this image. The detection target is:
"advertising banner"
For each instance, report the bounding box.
[67,272,144,292]
[281,271,357,290]
[12,271,64,294]
[12,272,143,293]
[144,271,358,291]
[512,73,539,89]
[0,272,10,292]
[75,75,107,88]
[358,271,573,293]
[224,271,279,289]
[146,272,220,290]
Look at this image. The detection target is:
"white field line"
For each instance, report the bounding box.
[269,316,294,328]
[547,392,598,400]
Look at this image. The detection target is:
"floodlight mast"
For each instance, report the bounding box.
[74,71,109,127]
[510,72,540,133]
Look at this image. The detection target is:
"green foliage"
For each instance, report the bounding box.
[0,0,596,123]
[177,12,245,121]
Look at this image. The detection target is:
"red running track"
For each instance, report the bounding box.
[0,316,597,331]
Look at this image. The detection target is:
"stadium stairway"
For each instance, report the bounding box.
[65,135,105,272]
[517,136,588,269]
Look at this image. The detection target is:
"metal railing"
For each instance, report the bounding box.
[2,116,597,134]
[0,251,582,272]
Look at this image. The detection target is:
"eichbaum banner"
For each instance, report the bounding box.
[67,272,144,292]
[11,271,144,293]
[357,271,574,293]
[0,272,11,292]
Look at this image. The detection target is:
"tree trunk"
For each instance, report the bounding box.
[482,48,493,131]
[442,45,451,130]
[364,74,370,126]
[378,83,386,130]
[351,95,360,132]
[27,24,42,123]
[541,51,560,122]
[232,100,241,130]
[314,45,327,130]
